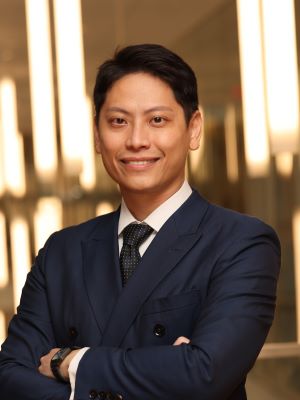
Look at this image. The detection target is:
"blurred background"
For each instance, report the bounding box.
[0,0,300,397]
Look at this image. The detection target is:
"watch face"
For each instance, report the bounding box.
[51,348,72,382]
[52,349,65,363]
[52,351,61,362]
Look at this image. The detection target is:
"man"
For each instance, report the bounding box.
[0,44,280,400]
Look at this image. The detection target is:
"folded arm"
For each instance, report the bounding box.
[0,245,71,400]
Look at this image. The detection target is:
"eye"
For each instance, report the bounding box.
[111,117,127,126]
[150,116,166,126]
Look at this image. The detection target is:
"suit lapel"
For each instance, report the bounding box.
[101,191,209,347]
[82,210,122,335]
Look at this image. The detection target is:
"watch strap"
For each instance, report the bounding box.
[50,347,78,383]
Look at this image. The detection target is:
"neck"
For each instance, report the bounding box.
[121,183,184,221]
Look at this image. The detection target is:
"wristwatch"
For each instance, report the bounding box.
[50,347,78,383]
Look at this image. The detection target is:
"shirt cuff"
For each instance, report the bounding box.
[68,347,90,400]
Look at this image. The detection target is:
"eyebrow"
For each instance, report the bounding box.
[105,106,174,115]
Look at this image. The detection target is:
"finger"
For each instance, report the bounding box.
[173,336,190,346]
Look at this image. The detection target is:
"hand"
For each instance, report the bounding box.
[173,336,190,346]
[39,348,80,381]
[38,348,60,379]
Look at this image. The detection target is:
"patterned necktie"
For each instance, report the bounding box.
[120,223,154,286]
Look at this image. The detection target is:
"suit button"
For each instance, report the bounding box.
[115,394,123,400]
[89,390,98,399]
[153,323,166,337]
[69,327,78,339]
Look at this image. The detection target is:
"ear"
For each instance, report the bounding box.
[94,118,102,154]
[188,108,203,151]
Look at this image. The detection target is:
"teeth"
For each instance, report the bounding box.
[127,160,153,165]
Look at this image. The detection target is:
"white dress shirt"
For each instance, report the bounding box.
[68,181,192,399]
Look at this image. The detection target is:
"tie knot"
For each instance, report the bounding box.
[122,223,153,247]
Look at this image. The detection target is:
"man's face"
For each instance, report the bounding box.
[94,72,202,200]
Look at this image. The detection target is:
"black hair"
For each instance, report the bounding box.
[93,43,199,124]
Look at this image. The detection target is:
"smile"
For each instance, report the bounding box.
[125,160,155,165]
[121,158,159,165]
[120,157,160,169]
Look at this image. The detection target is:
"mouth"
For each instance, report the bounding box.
[120,157,160,168]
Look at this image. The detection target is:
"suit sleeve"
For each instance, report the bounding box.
[0,240,71,400]
[73,223,280,400]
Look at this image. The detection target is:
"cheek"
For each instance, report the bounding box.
[159,134,190,159]
[99,135,120,156]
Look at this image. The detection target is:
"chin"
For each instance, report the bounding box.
[120,180,159,195]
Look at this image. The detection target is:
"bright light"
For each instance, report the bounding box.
[10,217,31,311]
[25,0,58,181]
[224,104,239,183]
[34,197,63,254]
[0,78,26,196]
[0,311,6,348]
[292,208,300,343]
[79,97,96,190]
[237,0,270,177]
[0,123,5,196]
[262,0,299,154]
[275,152,294,177]
[0,212,9,288]
[96,201,114,216]
[53,0,86,175]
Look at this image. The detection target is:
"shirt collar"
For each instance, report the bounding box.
[118,181,192,235]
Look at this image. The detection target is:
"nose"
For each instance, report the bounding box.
[125,121,150,150]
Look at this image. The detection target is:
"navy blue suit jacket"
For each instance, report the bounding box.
[0,191,280,400]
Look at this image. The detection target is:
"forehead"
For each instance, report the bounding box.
[104,72,177,105]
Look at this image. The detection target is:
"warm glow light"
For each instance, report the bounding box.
[34,197,62,253]
[292,208,300,343]
[0,124,5,197]
[10,217,31,311]
[0,79,26,196]
[53,0,86,175]
[237,0,269,177]
[262,0,299,154]
[79,97,96,190]
[275,152,294,177]
[25,0,58,181]
[96,201,114,216]
[0,311,6,348]
[0,212,9,288]
[224,104,239,183]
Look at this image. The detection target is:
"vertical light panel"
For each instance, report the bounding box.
[275,152,294,177]
[0,123,5,196]
[236,0,270,177]
[34,197,62,253]
[292,208,300,343]
[10,217,31,311]
[53,0,86,175]
[262,0,299,154]
[0,311,6,348]
[25,0,58,181]
[79,97,96,190]
[0,212,9,288]
[224,104,239,183]
[0,78,26,197]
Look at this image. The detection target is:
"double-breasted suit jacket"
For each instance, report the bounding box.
[0,190,280,400]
